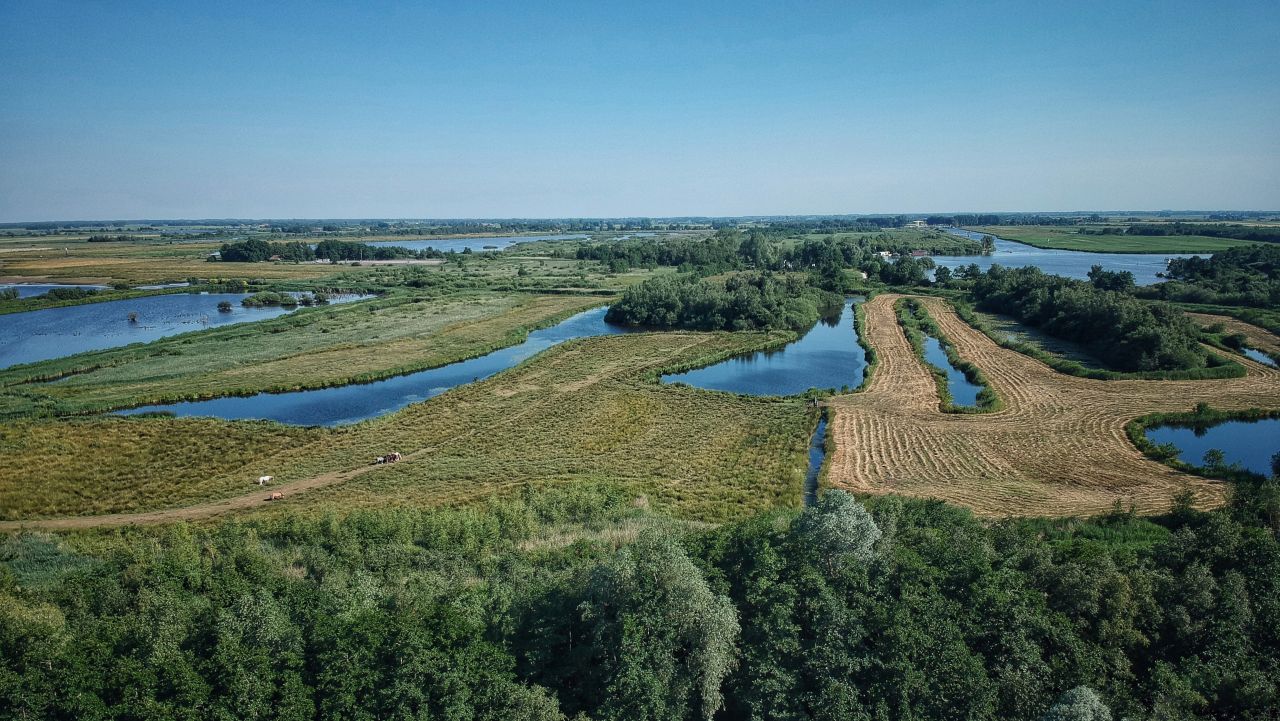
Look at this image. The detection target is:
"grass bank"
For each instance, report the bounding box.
[968,225,1265,253]
[895,298,1000,413]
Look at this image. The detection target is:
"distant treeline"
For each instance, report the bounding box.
[1075,223,1280,243]
[970,265,1221,373]
[572,228,984,277]
[216,239,445,262]
[605,273,842,331]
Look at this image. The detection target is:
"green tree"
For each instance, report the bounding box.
[577,532,739,721]
[1040,686,1111,720]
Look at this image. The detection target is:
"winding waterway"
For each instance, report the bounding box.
[935,228,1197,285]
[0,282,108,299]
[921,335,982,407]
[363,233,589,254]
[661,298,868,395]
[803,417,828,506]
[117,306,633,426]
[0,292,368,369]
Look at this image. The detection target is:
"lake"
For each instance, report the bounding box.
[935,228,1197,285]
[0,292,369,369]
[363,233,588,254]
[1145,418,1280,477]
[922,335,982,407]
[1,283,108,299]
[117,306,632,426]
[662,298,867,395]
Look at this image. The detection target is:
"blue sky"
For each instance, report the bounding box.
[1,0,1277,220]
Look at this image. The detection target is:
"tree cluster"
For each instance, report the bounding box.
[1141,245,1280,309]
[970,265,1213,372]
[604,273,842,331]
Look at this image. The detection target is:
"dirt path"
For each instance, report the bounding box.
[825,294,1280,517]
[1,335,719,531]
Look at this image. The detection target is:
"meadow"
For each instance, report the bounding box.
[0,291,605,416]
[0,329,814,524]
[969,225,1265,253]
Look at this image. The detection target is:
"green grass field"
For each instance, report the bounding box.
[0,329,815,523]
[0,291,607,417]
[969,225,1265,253]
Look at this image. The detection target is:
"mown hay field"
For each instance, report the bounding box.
[825,293,1280,517]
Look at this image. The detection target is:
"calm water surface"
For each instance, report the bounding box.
[364,234,588,254]
[662,298,867,395]
[1,293,368,369]
[1243,348,1278,368]
[935,228,1196,286]
[803,418,828,507]
[922,336,982,406]
[1145,418,1280,477]
[118,306,631,426]
[1,283,108,298]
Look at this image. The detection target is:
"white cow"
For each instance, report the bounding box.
[257,475,274,486]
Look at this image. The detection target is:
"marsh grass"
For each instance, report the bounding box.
[0,292,606,416]
[2,330,815,524]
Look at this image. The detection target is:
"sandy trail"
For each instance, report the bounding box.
[825,294,1280,517]
[1,335,717,531]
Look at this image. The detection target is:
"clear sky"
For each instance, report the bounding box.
[1,0,1277,221]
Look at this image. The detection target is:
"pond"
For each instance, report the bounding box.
[0,282,108,299]
[1145,418,1280,477]
[661,298,867,396]
[803,417,828,506]
[116,306,632,426]
[934,228,1197,286]
[1243,348,1278,368]
[363,233,588,254]
[0,292,369,369]
[922,335,983,407]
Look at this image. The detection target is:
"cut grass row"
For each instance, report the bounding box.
[894,298,1000,413]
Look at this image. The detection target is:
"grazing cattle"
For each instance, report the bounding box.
[257,475,273,486]
[266,492,284,501]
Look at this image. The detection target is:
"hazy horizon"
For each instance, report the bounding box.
[3,0,1278,221]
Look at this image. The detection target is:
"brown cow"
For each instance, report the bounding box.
[266,492,284,501]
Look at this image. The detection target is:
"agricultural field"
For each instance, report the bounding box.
[969,225,1265,253]
[824,293,1280,517]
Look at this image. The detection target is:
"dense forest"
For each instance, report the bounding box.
[605,273,842,331]
[1140,245,1280,308]
[969,265,1220,372]
[4,480,1279,721]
